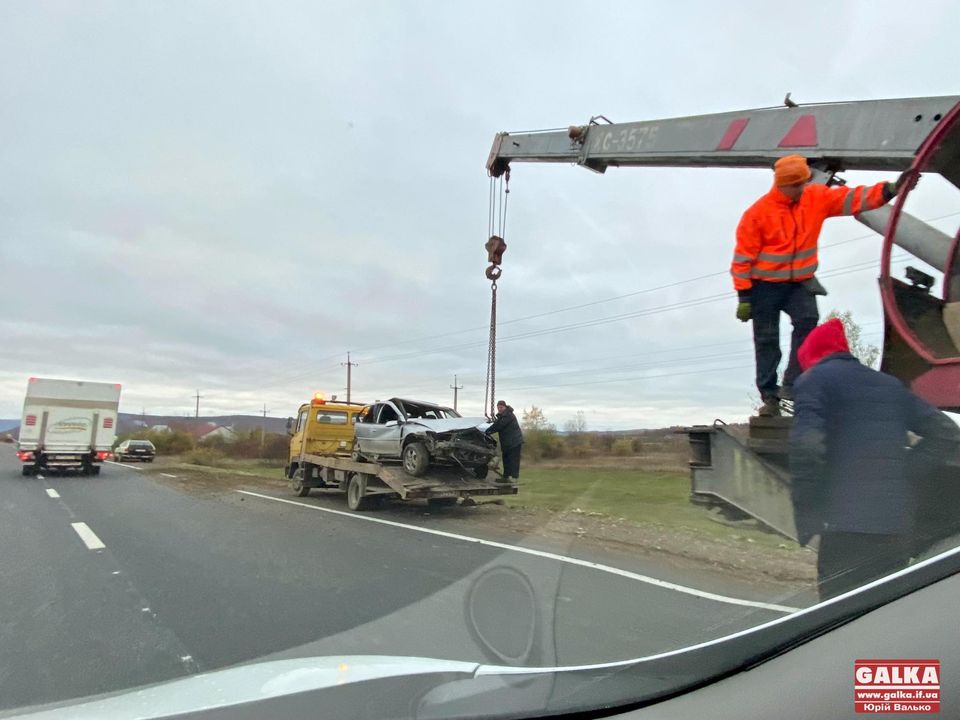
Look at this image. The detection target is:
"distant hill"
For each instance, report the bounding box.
[116,413,290,436]
[3,413,291,440]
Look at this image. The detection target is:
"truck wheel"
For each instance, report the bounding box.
[347,473,374,511]
[291,468,310,497]
[472,464,489,480]
[402,441,430,477]
[21,465,34,477]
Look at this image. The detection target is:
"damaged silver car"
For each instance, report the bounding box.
[353,398,496,478]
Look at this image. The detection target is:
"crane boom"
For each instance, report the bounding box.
[487,96,960,180]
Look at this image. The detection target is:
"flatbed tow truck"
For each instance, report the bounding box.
[285,395,518,511]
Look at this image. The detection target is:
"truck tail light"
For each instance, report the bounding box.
[96,451,111,461]
[25,415,37,427]
[103,418,114,429]
[17,451,34,461]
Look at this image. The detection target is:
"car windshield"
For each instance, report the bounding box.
[400,401,462,420]
[2,3,959,719]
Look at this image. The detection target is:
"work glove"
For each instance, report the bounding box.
[886,170,920,199]
[736,301,752,322]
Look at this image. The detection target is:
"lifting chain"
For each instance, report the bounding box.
[484,171,509,419]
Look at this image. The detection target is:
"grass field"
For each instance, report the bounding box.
[150,453,798,551]
[506,466,798,550]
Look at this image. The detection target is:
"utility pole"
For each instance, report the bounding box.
[260,403,269,456]
[450,374,463,412]
[194,390,203,418]
[341,352,358,404]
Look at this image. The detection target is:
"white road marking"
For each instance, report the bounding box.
[71,522,106,550]
[160,473,177,478]
[237,490,800,614]
[104,460,141,471]
[45,489,60,498]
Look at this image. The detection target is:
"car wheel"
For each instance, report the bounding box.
[472,464,489,480]
[291,467,310,497]
[347,473,374,511]
[402,441,430,477]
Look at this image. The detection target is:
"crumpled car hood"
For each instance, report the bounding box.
[403,417,490,434]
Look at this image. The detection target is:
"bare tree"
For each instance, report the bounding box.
[825,310,880,368]
[563,410,587,434]
[521,406,551,431]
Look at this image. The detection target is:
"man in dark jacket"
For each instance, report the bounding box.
[485,400,523,483]
[790,318,952,600]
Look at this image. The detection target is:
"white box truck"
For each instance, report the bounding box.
[16,377,122,477]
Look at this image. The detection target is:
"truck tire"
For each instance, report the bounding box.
[291,468,310,497]
[402,441,430,477]
[347,473,375,511]
[21,465,33,477]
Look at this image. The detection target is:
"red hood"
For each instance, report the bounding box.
[798,318,850,371]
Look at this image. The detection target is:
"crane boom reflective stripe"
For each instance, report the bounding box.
[757,247,817,263]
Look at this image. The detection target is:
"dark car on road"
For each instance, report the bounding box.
[114,439,156,462]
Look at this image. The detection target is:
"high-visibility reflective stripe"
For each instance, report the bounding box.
[855,186,870,215]
[750,262,818,280]
[757,247,817,263]
[733,253,754,263]
[732,270,752,280]
[842,189,855,216]
[750,268,795,279]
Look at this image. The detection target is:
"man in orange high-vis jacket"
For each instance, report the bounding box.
[732,155,910,417]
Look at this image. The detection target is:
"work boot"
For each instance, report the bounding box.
[758,398,781,417]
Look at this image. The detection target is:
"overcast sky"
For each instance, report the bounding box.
[1,1,958,430]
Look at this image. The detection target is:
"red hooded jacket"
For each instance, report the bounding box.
[798,318,850,372]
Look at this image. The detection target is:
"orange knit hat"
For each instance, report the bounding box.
[774,155,812,186]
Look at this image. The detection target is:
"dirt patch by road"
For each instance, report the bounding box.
[140,460,815,588]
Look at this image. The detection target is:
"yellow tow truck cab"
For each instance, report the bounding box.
[287,394,365,466]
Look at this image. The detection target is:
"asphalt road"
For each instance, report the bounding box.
[0,444,804,714]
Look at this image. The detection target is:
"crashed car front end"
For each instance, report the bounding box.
[419,427,497,469]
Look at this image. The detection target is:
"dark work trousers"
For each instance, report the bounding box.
[751,280,819,401]
[817,532,914,601]
[501,444,522,479]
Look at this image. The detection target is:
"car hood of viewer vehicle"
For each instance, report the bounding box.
[402,418,491,434]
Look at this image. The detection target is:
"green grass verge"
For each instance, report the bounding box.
[506,466,800,551]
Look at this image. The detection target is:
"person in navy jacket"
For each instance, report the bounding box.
[789,318,956,600]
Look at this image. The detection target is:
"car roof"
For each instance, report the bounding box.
[389,398,452,410]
